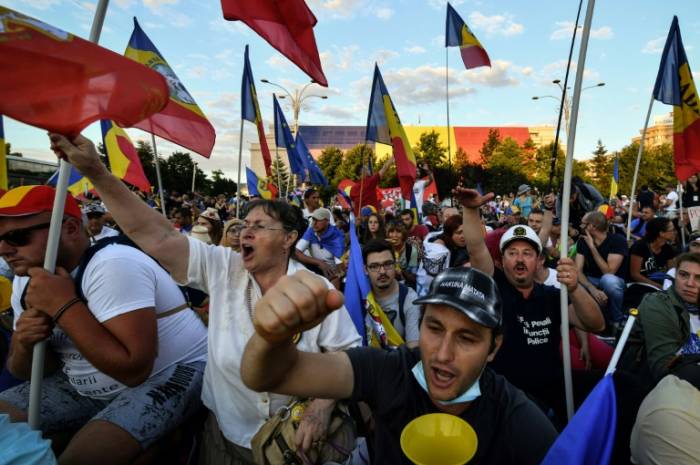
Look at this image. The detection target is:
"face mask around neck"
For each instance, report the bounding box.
[411,361,481,405]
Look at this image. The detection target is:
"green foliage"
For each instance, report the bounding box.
[5,142,22,157]
[335,144,376,185]
[454,146,469,169]
[413,130,446,169]
[589,139,611,193]
[317,146,343,188]
[614,142,674,195]
[377,155,398,188]
[135,141,157,187]
[160,151,208,195]
[479,129,501,165]
[270,153,291,198]
[210,169,237,195]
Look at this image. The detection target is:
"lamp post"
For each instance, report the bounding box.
[532,80,605,134]
[260,79,328,134]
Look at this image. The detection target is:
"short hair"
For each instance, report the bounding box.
[529,208,544,217]
[400,209,415,219]
[642,205,656,213]
[643,217,672,242]
[585,211,607,232]
[362,239,394,263]
[676,252,700,270]
[303,188,318,200]
[243,199,306,249]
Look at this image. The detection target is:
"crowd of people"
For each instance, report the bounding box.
[0,132,698,465]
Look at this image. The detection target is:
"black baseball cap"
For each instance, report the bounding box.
[414,268,502,329]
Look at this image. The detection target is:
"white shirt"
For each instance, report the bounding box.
[665,191,679,213]
[89,225,119,244]
[296,236,342,265]
[183,238,361,447]
[12,244,207,400]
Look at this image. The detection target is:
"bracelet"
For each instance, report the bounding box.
[53,297,83,324]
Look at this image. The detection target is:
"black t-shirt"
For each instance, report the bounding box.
[576,233,628,279]
[629,240,676,277]
[490,269,564,393]
[347,345,557,465]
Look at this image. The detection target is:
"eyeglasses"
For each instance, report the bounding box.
[241,222,285,234]
[0,222,52,247]
[227,225,244,234]
[367,260,396,272]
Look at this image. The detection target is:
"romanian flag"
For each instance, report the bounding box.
[345,215,404,347]
[0,7,168,137]
[125,18,215,158]
[273,96,306,178]
[610,156,619,200]
[241,45,272,176]
[0,116,7,190]
[47,166,94,198]
[366,65,417,202]
[245,167,276,200]
[221,0,327,86]
[653,16,700,182]
[445,3,491,70]
[541,375,617,465]
[100,120,151,192]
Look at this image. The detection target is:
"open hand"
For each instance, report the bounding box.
[452,187,494,209]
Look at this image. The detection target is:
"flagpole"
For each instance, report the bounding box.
[236,118,244,217]
[445,47,453,206]
[626,95,655,243]
[605,309,638,375]
[679,183,686,248]
[191,161,197,193]
[547,0,583,193]
[28,0,111,430]
[558,0,596,422]
[151,133,167,216]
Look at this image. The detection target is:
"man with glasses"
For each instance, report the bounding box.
[47,132,361,465]
[0,185,208,465]
[363,239,420,347]
[83,203,118,244]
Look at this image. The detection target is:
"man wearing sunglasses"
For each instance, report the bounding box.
[0,185,208,465]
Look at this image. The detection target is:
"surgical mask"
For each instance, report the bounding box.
[411,361,481,405]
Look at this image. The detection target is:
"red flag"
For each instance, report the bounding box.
[100,120,151,192]
[221,0,328,87]
[0,7,168,136]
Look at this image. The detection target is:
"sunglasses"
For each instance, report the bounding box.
[0,222,52,247]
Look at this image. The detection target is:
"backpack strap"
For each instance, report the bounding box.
[398,282,409,329]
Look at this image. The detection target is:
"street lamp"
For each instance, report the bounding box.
[260,79,328,134]
[532,80,605,133]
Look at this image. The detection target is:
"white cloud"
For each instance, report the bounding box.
[320,45,360,72]
[427,0,465,9]
[694,71,700,80]
[464,60,520,87]
[22,0,62,9]
[114,0,135,8]
[375,49,399,64]
[266,54,294,69]
[143,0,178,9]
[405,45,426,54]
[317,105,358,120]
[468,11,524,37]
[550,21,613,40]
[642,36,665,54]
[538,59,601,84]
[432,35,444,47]
[374,7,394,19]
[307,0,366,19]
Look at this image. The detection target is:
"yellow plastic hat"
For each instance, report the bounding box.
[400,413,478,465]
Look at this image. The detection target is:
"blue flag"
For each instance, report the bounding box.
[540,374,617,465]
[47,166,92,197]
[343,215,368,344]
[296,132,328,186]
[273,95,305,178]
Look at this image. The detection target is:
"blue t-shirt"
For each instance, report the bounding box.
[514,196,533,218]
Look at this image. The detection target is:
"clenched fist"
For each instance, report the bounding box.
[253,271,345,346]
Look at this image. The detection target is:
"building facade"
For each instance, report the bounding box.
[631,112,673,148]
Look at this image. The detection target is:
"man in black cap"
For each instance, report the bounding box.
[240,267,558,465]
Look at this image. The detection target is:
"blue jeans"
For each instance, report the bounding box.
[588,274,626,323]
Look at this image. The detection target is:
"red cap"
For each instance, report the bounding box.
[0,185,82,220]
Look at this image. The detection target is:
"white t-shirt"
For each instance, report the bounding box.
[183,238,361,447]
[89,225,119,244]
[12,244,207,400]
[412,179,429,213]
[541,268,561,289]
[296,237,342,265]
[665,191,679,213]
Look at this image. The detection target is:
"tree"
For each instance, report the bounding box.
[4,142,22,157]
[317,146,343,188]
[160,151,209,195]
[413,130,446,169]
[614,142,674,196]
[589,139,611,193]
[485,138,528,194]
[210,169,237,196]
[377,155,398,188]
[335,144,376,186]
[479,129,501,165]
[454,146,469,169]
[270,153,291,198]
[135,141,157,188]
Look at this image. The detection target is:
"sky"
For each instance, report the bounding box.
[4,0,700,181]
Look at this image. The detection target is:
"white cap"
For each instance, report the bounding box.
[499,225,542,254]
[310,208,332,221]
